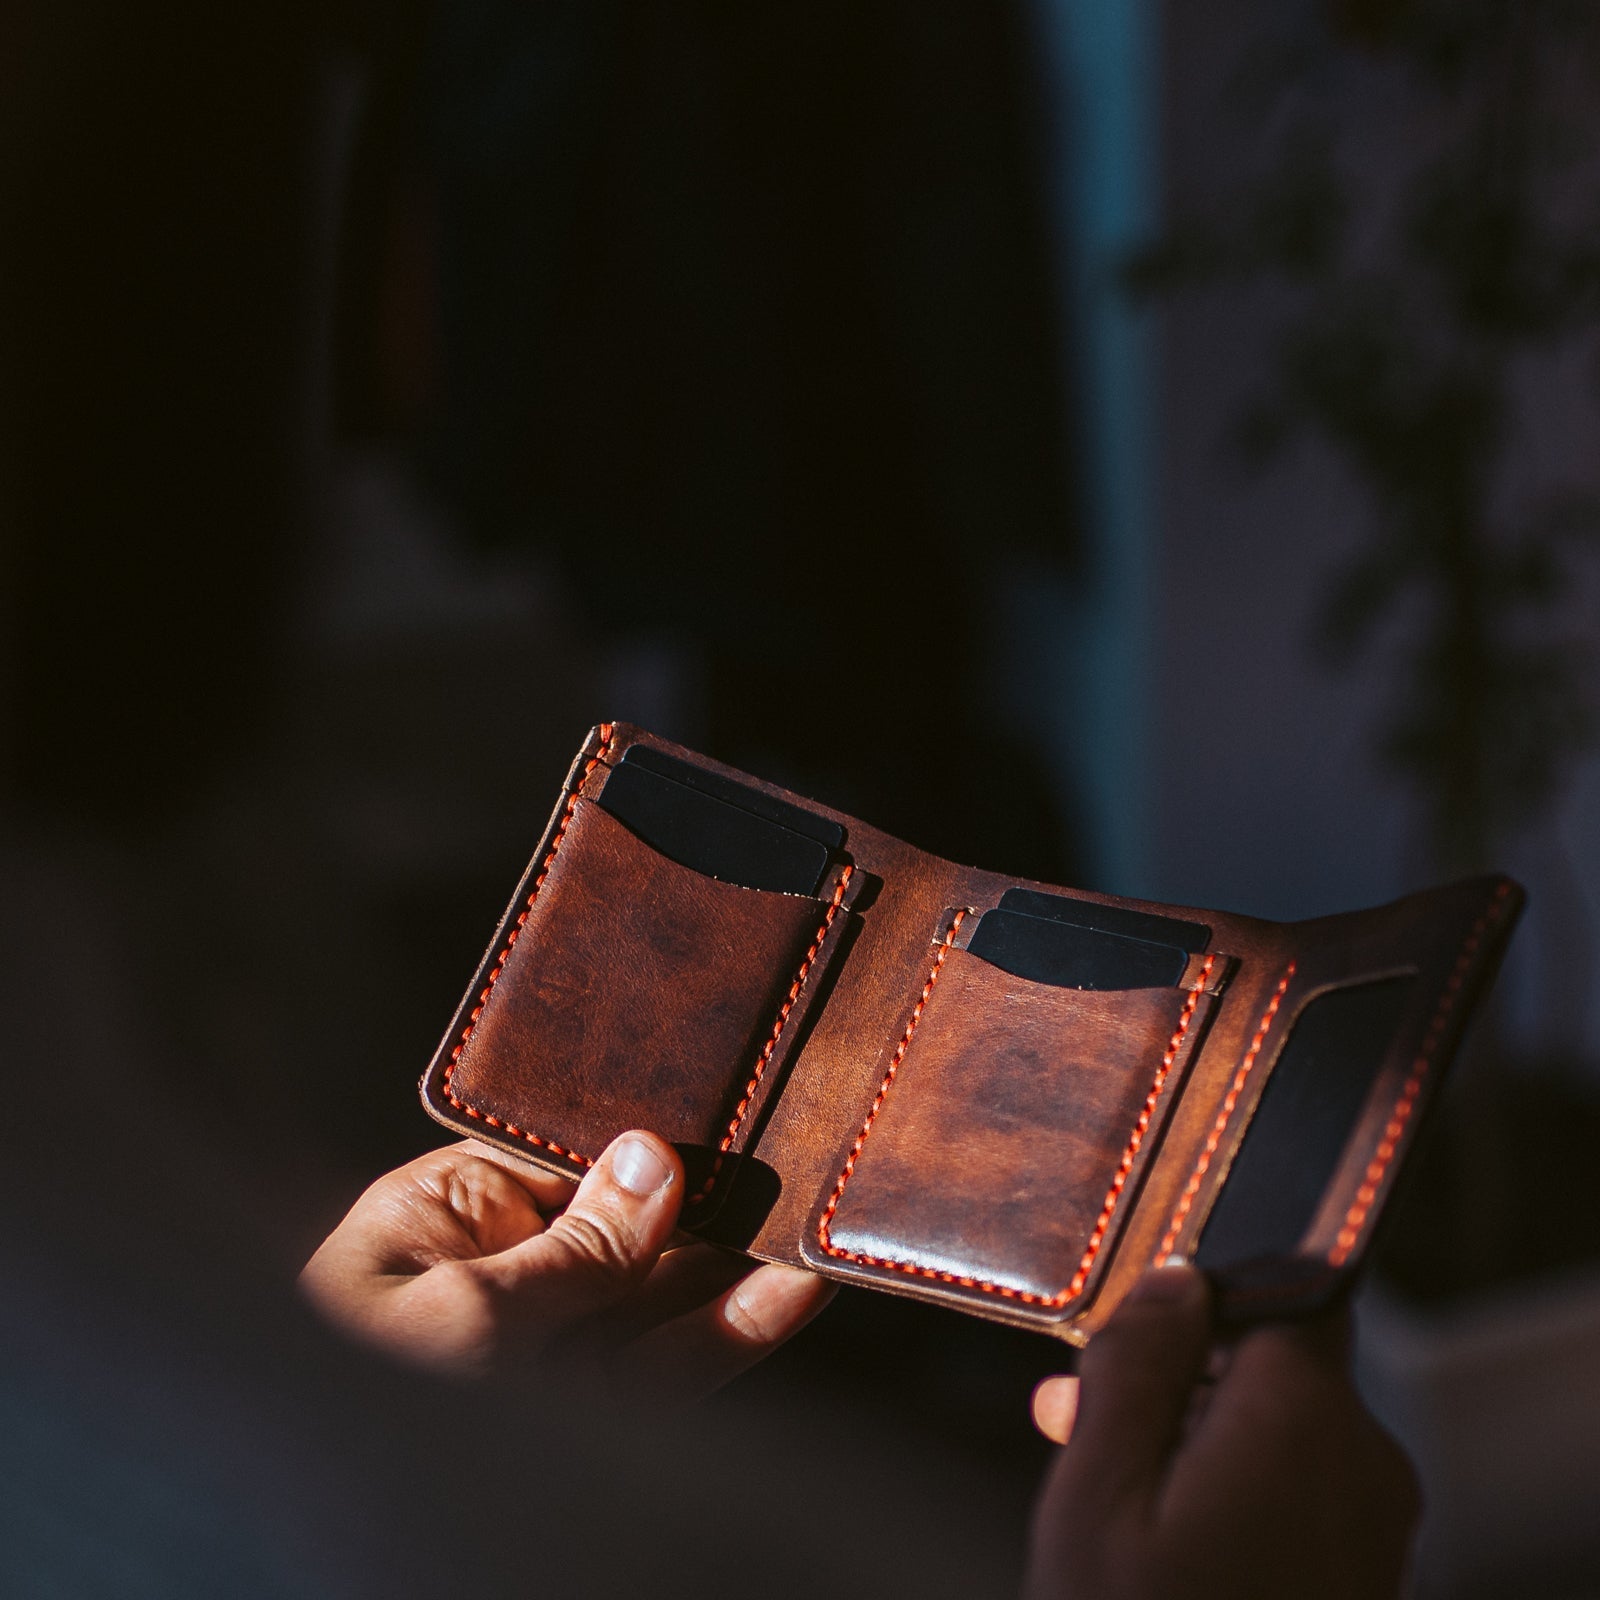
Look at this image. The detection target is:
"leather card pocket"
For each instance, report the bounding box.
[433,796,853,1216]
[597,745,841,895]
[813,934,1215,1320]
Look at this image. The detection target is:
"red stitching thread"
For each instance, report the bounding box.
[1327,880,1512,1267]
[816,910,964,1253]
[441,726,852,1195]
[440,724,618,1167]
[819,939,1215,1309]
[1155,962,1295,1264]
[685,864,854,1207]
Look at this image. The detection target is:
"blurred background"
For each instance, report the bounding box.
[3,0,1599,1594]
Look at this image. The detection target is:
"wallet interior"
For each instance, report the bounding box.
[421,722,1522,1343]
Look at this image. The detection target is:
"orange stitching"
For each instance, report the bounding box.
[441,725,851,1196]
[1066,954,1216,1297]
[440,724,618,1167]
[817,910,965,1251]
[1155,961,1295,1263]
[1327,881,1513,1267]
[819,939,1215,1309]
[685,864,855,1207]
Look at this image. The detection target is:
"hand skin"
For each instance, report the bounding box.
[1025,1263,1421,1600]
[300,1131,834,1402]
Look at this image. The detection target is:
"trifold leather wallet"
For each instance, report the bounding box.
[422,722,1522,1344]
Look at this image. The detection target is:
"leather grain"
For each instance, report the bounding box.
[443,796,836,1198]
[822,949,1213,1311]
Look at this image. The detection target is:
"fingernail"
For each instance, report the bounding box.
[1130,1260,1204,1305]
[611,1135,673,1197]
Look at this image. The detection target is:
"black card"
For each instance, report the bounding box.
[598,758,833,896]
[622,744,844,850]
[967,908,1190,991]
[998,887,1211,953]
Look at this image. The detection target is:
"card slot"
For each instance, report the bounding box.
[619,741,845,851]
[815,942,1215,1317]
[435,797,850,1214]
[596,758,834,896]
[963,906,1191,991]
[998,886,1210,953]
[1196,973,1418,1274]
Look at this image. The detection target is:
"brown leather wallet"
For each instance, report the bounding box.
[420,722,1522,1343]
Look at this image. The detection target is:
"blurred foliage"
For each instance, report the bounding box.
[1130,0,1600,874]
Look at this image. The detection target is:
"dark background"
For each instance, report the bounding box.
[4,2,1599,1595]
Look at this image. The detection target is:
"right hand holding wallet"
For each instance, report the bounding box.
[419,722,1521,1344]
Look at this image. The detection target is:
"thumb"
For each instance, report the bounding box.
[1060,1262,1213,1511]
[478,1130,684,1334]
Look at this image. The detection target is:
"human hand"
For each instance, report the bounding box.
[1025,1264,1420,1600]
[299,1131,833,1401]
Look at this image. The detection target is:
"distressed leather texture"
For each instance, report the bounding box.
[443,797,842,1204]
[822,951,1214,1307]
[421,723,1523,1343]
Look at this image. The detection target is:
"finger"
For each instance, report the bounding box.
[1031,1375,1080,1446]
[590,1243,753,1347]
[1215,1308,1354,1414]
[474,1130,684,1332]
[1184,1313,1424,1551]
[1277,1301,1353,1370]
[1191,1309,1359,1460]
[612,1263,836,1407]
[318,1146,551,1282]
[1061,1261,1212,1510]
[459,1138,581,1215]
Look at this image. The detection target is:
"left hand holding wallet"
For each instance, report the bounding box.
[299,1129,833,1394]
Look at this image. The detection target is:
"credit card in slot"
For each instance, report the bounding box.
[621,744,844,850]
[598,759,832,895]
[998,887,1210,953]
[967,908,1189,991]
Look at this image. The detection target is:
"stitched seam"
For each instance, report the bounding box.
[1327,881,1512,1267]
[439,725,618,1167]
[816,909,965,1262]
[685,864,855,1207]
[819,941,1214,1309]
[440,726,852,1195]
[1156,962,1296,1264]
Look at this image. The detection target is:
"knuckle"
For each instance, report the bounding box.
[409,1153,484,1221]
[551,1205,641,1281]
[442,1167,477,1223]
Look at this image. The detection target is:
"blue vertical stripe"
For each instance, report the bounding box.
[1031,0,1158,895]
